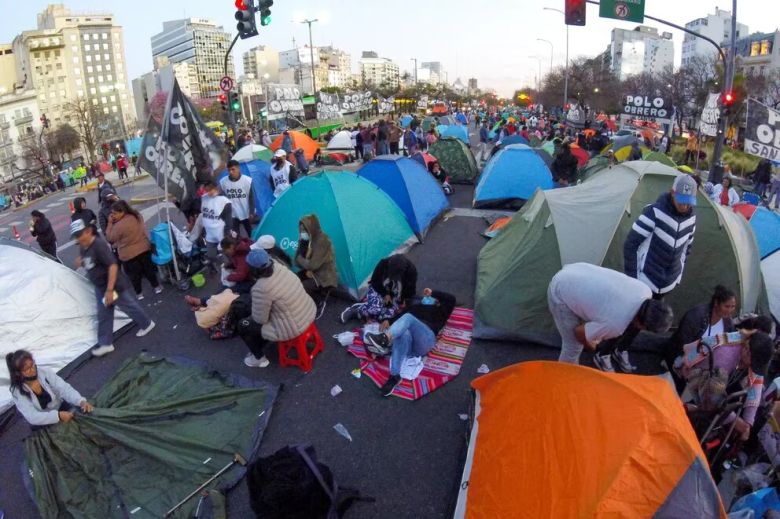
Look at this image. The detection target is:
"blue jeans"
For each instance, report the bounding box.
[95,287,152,346]
[376,140,389,156]
[755,182,768,198]
[388,314,436,376]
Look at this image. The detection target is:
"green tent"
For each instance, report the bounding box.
[642,150,677,168]
[253,171,415,298]
[540,140,555,156]
[474,160,768,341]
[25,354,276,518]
[579,156,612,182]
[429,137,479,184]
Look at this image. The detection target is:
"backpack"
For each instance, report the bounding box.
[247,444,373,519]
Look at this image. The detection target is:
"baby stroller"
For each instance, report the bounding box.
[149,222,206,289]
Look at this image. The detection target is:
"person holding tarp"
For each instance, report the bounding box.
[7,350,94,427]
[547,263,673,369]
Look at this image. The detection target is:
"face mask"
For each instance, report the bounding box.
[300,232,310,241]
[421,296,437,306]
[23,375,37,382]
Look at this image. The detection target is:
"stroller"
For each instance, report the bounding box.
[149,222,206,289]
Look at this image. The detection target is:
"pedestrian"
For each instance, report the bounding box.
[353,125,363,160]
[624,174,697,298]
[426,128,438,147]
[478,121,490,163]
[269,149,294,199]
[389,122,402,155]
[360,125,373,161]
[710,176,740,207]
[768,165,780,210]
[628,140,643,161]
[684,131,698,165]
[550,143,578,187]
[199,180,233,267]
[659,134,670,155]
[220,236,253,293]
[219,159,255,237]
[96,172,118,233]
[70,197,98,229]
[547,262,673,370]
[750,159,772,199]
[281,131,293,154]
[260,129,272,148]
[403,126,418,157]
[70,219,155,357]
[293,148,309,175]
[376,119,390,156]
[29,210,59,262]
[117,154,128,180]
[105,200,162,300]
[295,213,337,318]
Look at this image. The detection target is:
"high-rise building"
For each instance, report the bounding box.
[419,61,447,85]
[0,90,42,182]
[359,51,399,88]
[243,45,279,83]
[131,57,200,122]
[467,78,478,92]
[682,9,747,68]
[278,45,352,92]
[12,4,135,140]
[610,26,674,79]
[0,44,19,95]
[151,18,234,99]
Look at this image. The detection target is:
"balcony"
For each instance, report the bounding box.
[14,115,33,126]
[0,138,13,147]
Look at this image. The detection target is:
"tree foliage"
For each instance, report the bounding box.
[63,99,109,164]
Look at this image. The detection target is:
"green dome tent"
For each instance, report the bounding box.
[428,137,479,184]
[474,161,768,341]
[642,150,677,168]
[253,171,415,299]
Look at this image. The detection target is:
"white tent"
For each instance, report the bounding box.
[232,144,270,163]
[763,251,780,323]
[326,130,353,151]
[0,240,130,412]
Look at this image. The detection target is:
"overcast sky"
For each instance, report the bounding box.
[2,1,778,96]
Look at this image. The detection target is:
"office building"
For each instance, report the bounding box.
[682,9,747,67]
[468,78,478,93]
[151,18,234,99]
[278,45,352,92]
[0,90,42,182]
[610,25,674,79]
[131,57,200,121]
[419,61,447,85]
[243,45,279,83]
[359,51,399,88]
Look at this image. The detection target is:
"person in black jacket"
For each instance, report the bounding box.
[751,159,773,199]
[30,210,59,262]
[339,254,417,324]
[551,143,578,186]
[71,197,98,230]
[96,172,118,233]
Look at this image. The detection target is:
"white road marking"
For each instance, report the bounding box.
[8,220,23,226]
[45,202,64,208]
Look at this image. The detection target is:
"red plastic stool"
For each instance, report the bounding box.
[277,322,324,372]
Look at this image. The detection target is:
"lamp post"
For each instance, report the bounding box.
[543,7,569,111]
[536,38,554,76]
[300,18,319,138]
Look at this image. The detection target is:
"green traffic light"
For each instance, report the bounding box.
[261,14,271,26]
[231,102,241,111]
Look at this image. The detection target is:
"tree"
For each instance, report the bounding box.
[47,124,81,163]
[17,130,50,180]
[63,99,109,164]
[146,91,169,125]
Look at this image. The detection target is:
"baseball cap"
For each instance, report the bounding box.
[672,174,697,206]
[273,149,287,158]
[70,219,87,237]
[256,234,276,250]
[246,249,270,268]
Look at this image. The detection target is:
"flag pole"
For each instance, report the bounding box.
[159,85,182,284]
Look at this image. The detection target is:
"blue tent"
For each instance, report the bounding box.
[125,137,142,157]
[437,125,469,144]
[357,156,449,240]
[456,112,467,125]
[500,134,529,146]
[474,144,554,208]
[750,206,780,259]
[400,115,413,128]
[217,159,275,217]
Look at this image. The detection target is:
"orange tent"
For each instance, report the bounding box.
[270,131,320,161]
[569,144,590,168]
[454,361,725,518]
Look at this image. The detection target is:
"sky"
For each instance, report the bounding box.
[1,1,778,97]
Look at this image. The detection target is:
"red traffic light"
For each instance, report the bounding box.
[235,0,249,9]
[218,94,227,102]
[722,91,735,106]
[565,0,587,26]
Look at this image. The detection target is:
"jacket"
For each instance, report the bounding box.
[225,238,251,282]
[668,303,735,355]
[295,214,338,289]
[97,181,117,231]
[71,208,97,228]
[624,192,696,294]
[710,184,740,206]
[479,127,489,143]
[105,213,151,261]
[31,217,56,248]
[195,289,240,329]
[369,255,418,302]
[405,290,456,335]
[11,367,84,426]
[251,261,316,342]
[753,161,772,184]
[551,152,578,182]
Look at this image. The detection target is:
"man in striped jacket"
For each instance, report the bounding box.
[624,174,698,299]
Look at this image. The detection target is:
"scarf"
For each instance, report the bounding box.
[720,187,730,206]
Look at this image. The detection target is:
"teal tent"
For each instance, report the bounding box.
[253,171,415,298]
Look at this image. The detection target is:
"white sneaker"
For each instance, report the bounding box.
[136,293,144,301]
[136,320,156,337]
[154,286,163,294]
[91,344,115,357]
[244,354,270,368]
[593,354,615,373]
[612,350,636,373]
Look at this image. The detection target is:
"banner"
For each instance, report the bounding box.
[138,80,224,203]
[378,96,394,114]
[699,93,720,137]
[340,91,372,113]
[566,102,587,129]
[267,83,304,120]
[316,91,342,120]
[744,98,780,160]
[622,94,673,123]
[417,95,428,110]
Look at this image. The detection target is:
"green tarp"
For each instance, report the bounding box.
[25,354,276,519]
[428,137,479,184]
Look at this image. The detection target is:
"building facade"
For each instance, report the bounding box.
[151,18,234,99]
[359,52,399,88]
[243,45,279,83]
[278,46,352,92]
[419,61,447,85]
[610,26,674,79]
[682,9,747,68]
[0,90,42,182]
[733,30,780,77]
[12,5,135,142]
[131,58,200,122]
[0,44,19,96]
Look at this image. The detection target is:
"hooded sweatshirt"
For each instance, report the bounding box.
[225,238,251,282]
[369,254,418,302]
[295,214,338,289]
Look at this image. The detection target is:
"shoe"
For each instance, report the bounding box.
[184,295,201,307]
[154,286,163,294]
[381,375,402,396]
[315,298,327,320]
[612,350,636,373]
[593,354,615,373]
[136,293,144,301]
[136,320,156,337]
[364,332,391,356]
[244,353,270,368]
[91,344,115,357]
[339,303,362,324]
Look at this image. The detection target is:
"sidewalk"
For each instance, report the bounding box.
[75,169,149,193]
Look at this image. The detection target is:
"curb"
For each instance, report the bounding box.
[130,194,166,204]
[76,173,150,193]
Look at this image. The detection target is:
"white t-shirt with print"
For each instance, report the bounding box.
[220,174,253,220]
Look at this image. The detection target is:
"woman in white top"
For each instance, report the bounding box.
[711,176,740,207]
[7,350,94,427]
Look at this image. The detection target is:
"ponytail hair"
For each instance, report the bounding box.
[6,350,34,398]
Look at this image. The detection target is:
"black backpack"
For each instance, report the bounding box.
[247,444,372,519]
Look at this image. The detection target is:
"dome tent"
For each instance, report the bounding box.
[269,130,320,161]
[474,161,768,341]
[232,144,272,163]
[326,130,353,151]
[252,172,415,299]
[473,144,553,209]
[428,137,479,184]
[217,159,275,217]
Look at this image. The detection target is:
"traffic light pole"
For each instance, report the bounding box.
[224,33,240,146]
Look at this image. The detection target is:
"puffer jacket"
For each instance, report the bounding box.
[624,192,696,294]
[295,214,338,289]
[251,261,316,342]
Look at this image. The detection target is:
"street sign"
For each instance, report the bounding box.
[599,0,645,23]
[220,76,234,92]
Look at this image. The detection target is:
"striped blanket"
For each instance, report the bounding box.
[347,307,474,400]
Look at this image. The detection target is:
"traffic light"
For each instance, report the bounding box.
[39,113,50,129]
[219,93,227,111]
[230,92,241,113]
[565,0,586,26]
[235,0,258,39]
[722,91,735,107]
[257,0,273,26]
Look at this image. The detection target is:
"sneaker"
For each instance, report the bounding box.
[315,299,327,320]
[154,286,163,294]
[244,353,270,368]
[612,350,636,373]
[136,320,156,337]
[364,332,391,356]
[136,293,144,301]
[593,353,615,373]
[380,375,402,396]
[339,303,363,324]
[91,344,115,357]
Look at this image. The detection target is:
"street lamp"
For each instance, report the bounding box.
[543,7,569,111]
[410,58,418,85]
[536,38,554,76]
[299,18,319,138]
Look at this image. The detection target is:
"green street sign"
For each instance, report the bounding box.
[599,0,645,23]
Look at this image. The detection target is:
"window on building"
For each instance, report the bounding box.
[98,75,104,83]
[107,74,113,81]
[103,107,109,114]
[85,44,91,51]
[87,66,93,73]
[72,57,79,64]
[751,42,760,57]
[761,40,771,56]
[88,77,94,84]
[102,33,108,40]
[110,95,116,102]
[59,89,66,97]
[111,105,118,113]
[77,90,84,97]
[103,43,108,50]
[86,55,91,62]
[101,96,107,104]
[54,50,60,58]
[70,34,77,42]
[96,65,102,72]
[104,54,109,61]
[92,34,99,40]
[83,34,90,41]
[106,64,111,71]
[74,68,80,75]
[90,87,96,94]
[92,99,98,106]
[56,63,62,70]
[75,78,82,86]
[49,91,55,98]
